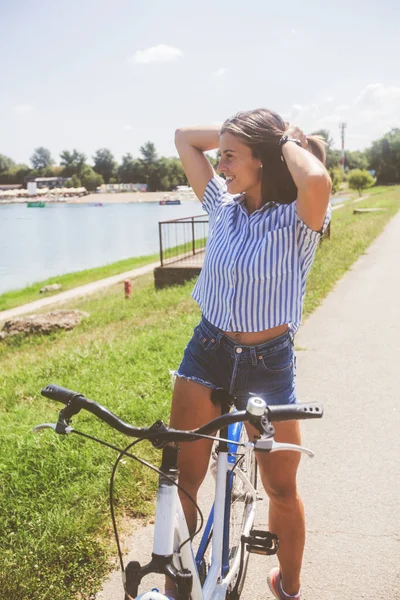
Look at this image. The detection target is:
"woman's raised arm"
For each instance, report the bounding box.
[174,126,221,202]
[281,128,332,231]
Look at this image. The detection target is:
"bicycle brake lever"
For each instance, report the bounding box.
[254,438,314,457]
[33,423,74,434]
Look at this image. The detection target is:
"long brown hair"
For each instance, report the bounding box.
[221,108,326,205]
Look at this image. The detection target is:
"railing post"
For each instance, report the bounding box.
[158,215,208,268]
[159,222,163,267]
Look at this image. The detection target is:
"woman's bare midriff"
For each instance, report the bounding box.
[221,323,289,346]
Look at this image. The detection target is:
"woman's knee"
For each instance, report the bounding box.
[263,478,299,503]
[256,451,301,504]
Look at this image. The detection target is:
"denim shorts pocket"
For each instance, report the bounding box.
[193,324,216,352]
[259,343,293,373]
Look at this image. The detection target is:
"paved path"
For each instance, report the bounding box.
[97,210,400,600]
[0,261,160,323]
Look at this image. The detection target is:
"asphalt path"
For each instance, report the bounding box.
[97,211,400,599]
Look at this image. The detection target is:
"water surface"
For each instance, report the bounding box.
[0,201,203,294]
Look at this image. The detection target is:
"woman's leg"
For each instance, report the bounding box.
[247,420,304,596]
[166,377,221,595]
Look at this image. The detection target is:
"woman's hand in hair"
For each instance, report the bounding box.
[284,125,308,149]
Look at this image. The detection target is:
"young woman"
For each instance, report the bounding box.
[169,108,331,600]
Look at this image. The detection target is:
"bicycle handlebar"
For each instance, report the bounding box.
[40,383,323,444]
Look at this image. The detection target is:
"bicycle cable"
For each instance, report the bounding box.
[70,429,205,570]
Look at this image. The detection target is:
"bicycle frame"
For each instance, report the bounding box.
[36,385,321,600]
[134,421,257,600]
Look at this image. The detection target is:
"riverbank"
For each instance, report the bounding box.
[78,191,196,204]
[0,253,159,313]
[0,186,392,314]
[0,190,197,205]
[1,185,399,600]
[0,187,353,206]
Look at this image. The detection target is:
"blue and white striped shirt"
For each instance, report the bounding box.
[192,174,331,336]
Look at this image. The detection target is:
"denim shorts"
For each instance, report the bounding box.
[175,316,297,410]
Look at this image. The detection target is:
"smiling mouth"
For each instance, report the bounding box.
[226,177,235,183]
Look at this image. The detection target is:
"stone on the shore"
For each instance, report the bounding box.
[0,310,89,339]
[40,283,62,293]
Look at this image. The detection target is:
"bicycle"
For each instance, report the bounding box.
[34,384,323,600]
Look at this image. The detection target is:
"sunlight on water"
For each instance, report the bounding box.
[0,202,202,294]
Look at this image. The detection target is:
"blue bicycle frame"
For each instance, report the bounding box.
[195,420,243,575]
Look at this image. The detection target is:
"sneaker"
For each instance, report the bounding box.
[267,567,302,600]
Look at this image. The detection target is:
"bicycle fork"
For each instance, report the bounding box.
[125,445,194,600]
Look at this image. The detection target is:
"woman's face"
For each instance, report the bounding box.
[218,132,262,196]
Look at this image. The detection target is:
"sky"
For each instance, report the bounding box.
[1,0,399,167]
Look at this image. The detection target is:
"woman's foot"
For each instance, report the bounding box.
[267,567,302,600]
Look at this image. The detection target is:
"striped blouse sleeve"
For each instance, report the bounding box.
[296,204,332,279]
[296,203,332,245]
[202,174,227,216]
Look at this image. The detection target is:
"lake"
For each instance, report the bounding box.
[0,195,347,295]
[0,201,203,294]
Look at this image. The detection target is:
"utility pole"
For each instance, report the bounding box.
[339,122,347,171]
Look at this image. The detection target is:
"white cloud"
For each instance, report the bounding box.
[132,45,182,64]
[355,83,400,109]
[212,67,228,78]
[123,125,133,131]
[285,83,400,149]
[14,104,33,114]
[334,104,350,112]
[287,103,320,121]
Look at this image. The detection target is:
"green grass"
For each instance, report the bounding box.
[0,237,208,313]
[0,253,160,312]
[1,185,399,600]
[303,185,400,317]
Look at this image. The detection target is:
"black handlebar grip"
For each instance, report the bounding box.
[41,384,83,405]
[267,403,323,422]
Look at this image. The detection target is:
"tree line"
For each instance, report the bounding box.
[0,128,399,192]
[0,142,189,192]
[311,128,400,193]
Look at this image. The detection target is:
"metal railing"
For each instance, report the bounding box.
[159,215,209,267]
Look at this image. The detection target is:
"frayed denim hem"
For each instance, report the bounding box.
[174,371,222,392]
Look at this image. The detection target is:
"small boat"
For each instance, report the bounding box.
[27,201,45,208]
[87,202,103,207]
[159,199,181,205]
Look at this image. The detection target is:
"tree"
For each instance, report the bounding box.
[310,129,341,170]
[165,157,188,189]
[366,128,400,184]
[118,153,143,183]
[30,147,54,170]
[60,149,86,177]
[80,166,104,191]
[138,142,159,190]
[347,169,375,196]
[66,174,81,188]
[92,148,116,184]
[0,164,30,184]
[330,167,344,195]
[344,150,369,171]
[0,154,15,173]
[139,141,158,165]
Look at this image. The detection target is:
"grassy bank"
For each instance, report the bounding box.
[0,238,207,314]
[0,253,159,312]
[1,185,399,600]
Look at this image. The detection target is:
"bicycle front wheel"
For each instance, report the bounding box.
[226,424,257,599]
